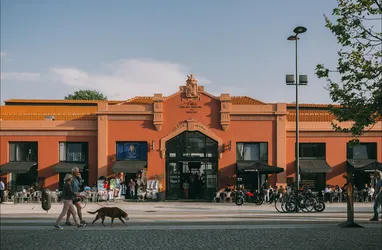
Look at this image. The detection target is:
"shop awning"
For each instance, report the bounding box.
[347,159,382,172]
[52,162,86,173]
[299,160,332,173]
[112,161,146,173]
[0,162,37,174]
[237,161,284,174]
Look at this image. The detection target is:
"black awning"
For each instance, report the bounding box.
[237,161,284,174]
[347,159,382,172]
[347,159,377,169]
[52,162,86,173]
[0,162,37,174]
[299,160,332,173]
[112,161,146,173]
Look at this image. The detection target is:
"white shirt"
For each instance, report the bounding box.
[325,187,331,193]
[369,187,375,196]
[0,181,4,190]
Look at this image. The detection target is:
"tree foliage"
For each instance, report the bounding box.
[64,90,107,100]
[315,0,382,143]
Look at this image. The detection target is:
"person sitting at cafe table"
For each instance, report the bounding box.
[219,184,231,201]
[278,186,286,197]
[324,185,332,202]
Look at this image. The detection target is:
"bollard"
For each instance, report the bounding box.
[41,189,51,212]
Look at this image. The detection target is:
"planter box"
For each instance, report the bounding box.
[157,192,165,201]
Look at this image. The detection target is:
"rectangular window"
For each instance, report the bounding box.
[347,142,377,160]
[116,142,148,161]
[59,142,88,162]
[9,142,38,162]
[236,142,268,161]
[299,143,326,160]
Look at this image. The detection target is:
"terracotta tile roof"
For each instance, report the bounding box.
[287,110,336,122]
[287,103,341,108]
[0,106,97,121]
[121,95,267,105]
[231,96,266,105]
[3,99,122,105]
[122,97,154,105]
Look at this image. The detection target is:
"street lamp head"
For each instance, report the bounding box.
[286,74,295,84]
[287,35,298,41]
[293,26,307,34]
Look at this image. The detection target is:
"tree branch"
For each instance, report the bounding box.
[374,0,382,12]
[359,22,382,42]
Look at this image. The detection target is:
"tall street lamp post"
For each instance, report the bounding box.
[286,26,308,191]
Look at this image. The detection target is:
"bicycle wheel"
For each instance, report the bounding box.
[284,200,297,213]
[304,197,316,212]
[281,197,292,213]
[275,197,285,213]
[314,200,325,212]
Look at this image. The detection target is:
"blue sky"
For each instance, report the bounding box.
[1,0,342,104]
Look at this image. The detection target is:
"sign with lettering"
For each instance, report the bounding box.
[179,101,203,113]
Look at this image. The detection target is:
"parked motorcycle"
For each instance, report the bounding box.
[235,190,264,206]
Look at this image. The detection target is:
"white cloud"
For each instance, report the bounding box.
[1,72,41,81]
[1,51,12,62]
[50,58,211,99]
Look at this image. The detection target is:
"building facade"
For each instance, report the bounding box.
[1,75,381,200]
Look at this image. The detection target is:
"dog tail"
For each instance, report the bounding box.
[87,209,100,214]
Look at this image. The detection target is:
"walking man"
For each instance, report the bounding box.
[370,170,382,221]
[65,167,86,225]
[55,174,86,229]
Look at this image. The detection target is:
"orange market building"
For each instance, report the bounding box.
[1,75,381,200]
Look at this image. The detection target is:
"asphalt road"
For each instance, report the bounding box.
[1,219,381,250]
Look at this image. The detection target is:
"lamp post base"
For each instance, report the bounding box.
[338,221,364,228]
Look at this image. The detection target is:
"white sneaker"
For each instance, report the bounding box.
[54,224,63,229]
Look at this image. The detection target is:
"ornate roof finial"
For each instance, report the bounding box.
[187,74,197,85]
[185,74,199,98]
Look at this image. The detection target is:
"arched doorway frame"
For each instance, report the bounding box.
[159,119,223,159]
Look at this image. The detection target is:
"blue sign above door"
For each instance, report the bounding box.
[116,142,147,161]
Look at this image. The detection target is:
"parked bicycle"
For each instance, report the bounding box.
[275,190,325,213]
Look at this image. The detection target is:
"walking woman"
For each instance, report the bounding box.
[54,174,86,229]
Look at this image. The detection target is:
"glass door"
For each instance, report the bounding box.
[202,161,218,200]
[165,131,219,200]
[166,162,180,200]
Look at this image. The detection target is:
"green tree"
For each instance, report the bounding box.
[315,0,381,228]
[64,90,107,100]
[315,0,382,143]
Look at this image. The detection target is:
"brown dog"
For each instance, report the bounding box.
[87,207,129,226]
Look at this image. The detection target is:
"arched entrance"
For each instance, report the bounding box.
[166,131,218,200]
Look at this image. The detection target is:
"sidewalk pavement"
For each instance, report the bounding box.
[0,201,375,216]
